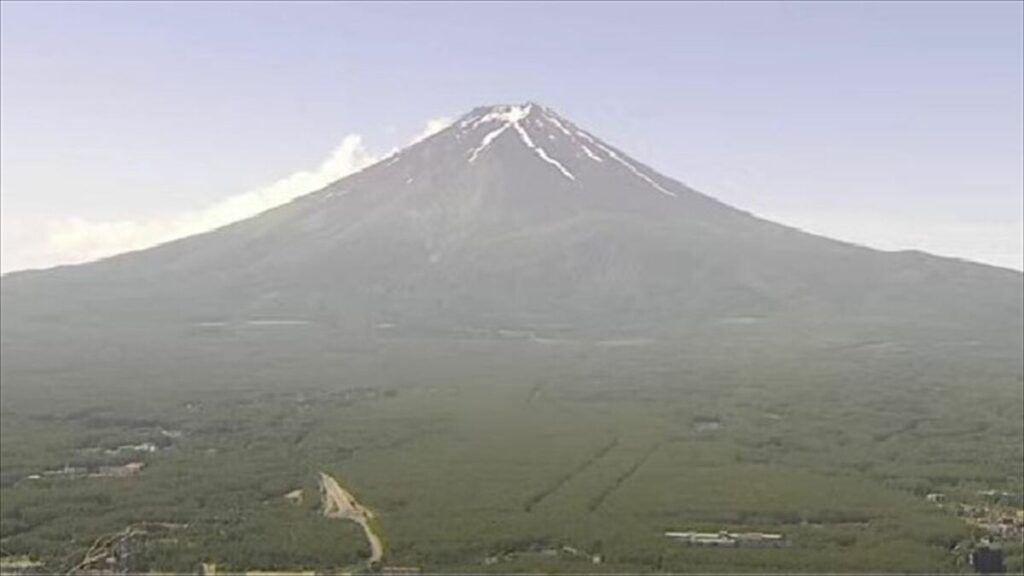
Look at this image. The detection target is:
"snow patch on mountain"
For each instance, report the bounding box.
[512,121,575,181]
[581,144,604,162]
[462,104,575,181]
[542,112,574,137]
[465,104,532,130]
[575,130,676,197]
[468,123,513,163]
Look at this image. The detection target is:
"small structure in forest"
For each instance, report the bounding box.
[666,530,786,547]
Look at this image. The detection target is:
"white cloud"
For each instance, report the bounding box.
[1,117,450,273]
[410,117,452,144]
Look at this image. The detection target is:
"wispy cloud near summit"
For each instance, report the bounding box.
[1,118,451,273]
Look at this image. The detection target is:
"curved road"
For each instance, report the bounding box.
[318,471,384,566]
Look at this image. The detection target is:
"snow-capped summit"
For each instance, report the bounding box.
[455,103,682,196]
[460,103,535,129]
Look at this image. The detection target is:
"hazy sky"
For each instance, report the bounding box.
[2,1,1022,272]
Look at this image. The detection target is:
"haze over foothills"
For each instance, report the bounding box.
[2,1,1022,273]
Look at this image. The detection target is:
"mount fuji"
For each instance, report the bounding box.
[2,103,1021,351]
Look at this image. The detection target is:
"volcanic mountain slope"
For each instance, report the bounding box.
[1,103,1021,345]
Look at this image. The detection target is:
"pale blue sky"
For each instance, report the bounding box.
[2,1,1022,271]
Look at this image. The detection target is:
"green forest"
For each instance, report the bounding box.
[1,337,1022,573]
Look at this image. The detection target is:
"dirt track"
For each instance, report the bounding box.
[318,471,384,565]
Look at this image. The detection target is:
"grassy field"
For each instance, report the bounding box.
[1,333,1022,573]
